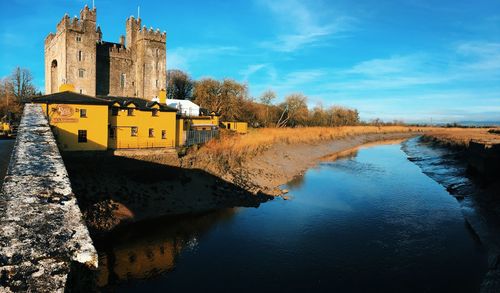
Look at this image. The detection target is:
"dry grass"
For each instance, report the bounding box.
[423,127,500,147]
[191,126,420,171]
[184,125,500,180]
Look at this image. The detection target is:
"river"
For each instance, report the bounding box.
[97,138,489,292]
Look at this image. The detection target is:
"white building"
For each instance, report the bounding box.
[166,99,200,116]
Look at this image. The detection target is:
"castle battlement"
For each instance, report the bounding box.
[109,44,132,58]
[137,26,166,42]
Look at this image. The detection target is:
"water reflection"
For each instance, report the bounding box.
[96,209,238,287]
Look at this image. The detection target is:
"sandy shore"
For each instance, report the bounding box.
[63,132,418,233]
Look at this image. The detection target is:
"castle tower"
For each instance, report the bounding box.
[45,5,99,95]
[126,18,167,100]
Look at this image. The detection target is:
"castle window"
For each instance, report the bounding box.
[120,73,126,89]
[80,109,87,118]
[152,109,159,117]
[111,108,119,116]
[78,69,85,78]
[78,51,82,61]
[78,130,87,143]
[155,79,159,88]
[156,49,159,57]
[127,108,134,116]
[161,130,166,139]
[76,36,82,42]
[149,128,154,138]
[131,127,138,137]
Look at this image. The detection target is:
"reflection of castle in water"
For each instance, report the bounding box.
[96,208,237,287]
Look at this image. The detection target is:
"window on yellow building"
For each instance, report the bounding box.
[162,130,166,139]
[80,109,87,118]
[78,130,87,143]
[131,127,138,137]
[111,108,119,116]
[128,108,134,116]
[149,128,154,137]
[152,109,159,116]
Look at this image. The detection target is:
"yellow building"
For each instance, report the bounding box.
[101,96,178,149]
[221,121,248,134]
[175,112,220,147]
[33,91,110,151]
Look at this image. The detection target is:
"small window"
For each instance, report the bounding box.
[80,109,87,118]
[111,108,119,116]
[78,51,82,61]
[120,73,125,89]
[155,79,159,88]
[127,108,134,116]
[152,109,159,117]
[156,48,159,57]
[76,36,82,42]
[161,130,166,139]
[149,128,154,137]
[79,89,83,94]
[156,62,159,71]
[109,127,116,139]
[131,127,138,137]
[78,130,87,143]
[78,69,85,78]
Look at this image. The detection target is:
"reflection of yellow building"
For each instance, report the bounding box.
[221,121,248,134]
[33,91,110,151]
[103,96,177,149]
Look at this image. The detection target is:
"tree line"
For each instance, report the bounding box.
[167,69,360,127]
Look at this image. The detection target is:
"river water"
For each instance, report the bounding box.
[98,138,489,292]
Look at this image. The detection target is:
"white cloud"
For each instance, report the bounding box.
[258,0,355,52]
[239,63,268,80]
[167,46,239,72]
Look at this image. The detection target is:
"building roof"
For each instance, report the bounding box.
[32,91,111,105]
[98,96,178,112]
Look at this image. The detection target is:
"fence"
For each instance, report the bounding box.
[185,129,219,146]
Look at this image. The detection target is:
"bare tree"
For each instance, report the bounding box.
[166,69,194,100]
[259,89,276,126]
[9,67,36,102]
[193,78,248,121]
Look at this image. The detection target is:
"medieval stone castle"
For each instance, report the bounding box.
[45,5,166,100]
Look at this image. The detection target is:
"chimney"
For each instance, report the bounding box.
[159,89,167,104]
[119,35,125,46]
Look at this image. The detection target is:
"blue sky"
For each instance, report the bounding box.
[1,0,500,122]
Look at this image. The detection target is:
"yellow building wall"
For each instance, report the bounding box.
[38,103,109,151]
[221,121,248,134]
[109,106,176,149]
[175,118,185,147]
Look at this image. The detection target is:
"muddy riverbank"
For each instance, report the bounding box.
[63,132,418,234]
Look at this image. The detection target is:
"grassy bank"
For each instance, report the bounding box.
[422,128,500,148]
[184,126,420,172]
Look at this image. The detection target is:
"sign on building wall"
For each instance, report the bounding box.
[51,104,79,123]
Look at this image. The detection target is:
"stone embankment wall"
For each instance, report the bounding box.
[0,104,97,292]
